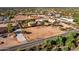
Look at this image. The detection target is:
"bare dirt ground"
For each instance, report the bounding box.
[0,23,74,49]
[0,23,16,27]
[0,37,21,49]
[23,26,65,41]
[61,23,74,29]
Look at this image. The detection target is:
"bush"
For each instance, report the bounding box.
[7,23,14,33]
[62,47,70,51]
[56,36,64,46]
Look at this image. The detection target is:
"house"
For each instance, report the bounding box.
[36,17,56,24]
[56,16,74,24]
[60,17,74,23]
[48,13,52,16]
[55,13,61,18]
[3,16,9,22]
[36,18,47,22]
[48,18,56,23]
[0,16,9,23]
[0,16,4,21]
[37,15,46,18]
[27,21,36,27]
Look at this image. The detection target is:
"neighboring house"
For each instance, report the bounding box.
[27,21,36,27]
[3,16,9,22]
[37,15,46,18]
[57,17,74,23]
[53,20,61,26]
[48,13,53,16]
[61,17,74,23]
[0,16,4,21]
[48,19,55,23]
[36,18,56,25]
[55,13,61,18]
[0,16,9,23]
[36,18,47,22]
[36,21,43,26]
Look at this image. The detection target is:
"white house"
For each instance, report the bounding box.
[55,13,61,18]
[58,17,74,23]
[36,18,47,22]
[48,19,55,23]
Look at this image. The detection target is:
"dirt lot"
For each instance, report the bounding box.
[23,26,65,41]
[0,37,21,49]
[0,23,16,27]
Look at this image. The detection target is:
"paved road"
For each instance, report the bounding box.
[1,39,44,51]
[1,29,79,51]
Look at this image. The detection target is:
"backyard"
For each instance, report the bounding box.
[0,37,21,49]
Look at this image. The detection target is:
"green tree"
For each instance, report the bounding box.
[7,23,13,33]
[62,46,70,51]
[65,32,76,49]
[43,39,51,46]
[56,36,64,46]
[73,13,79,24]
[66,32,76,42]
